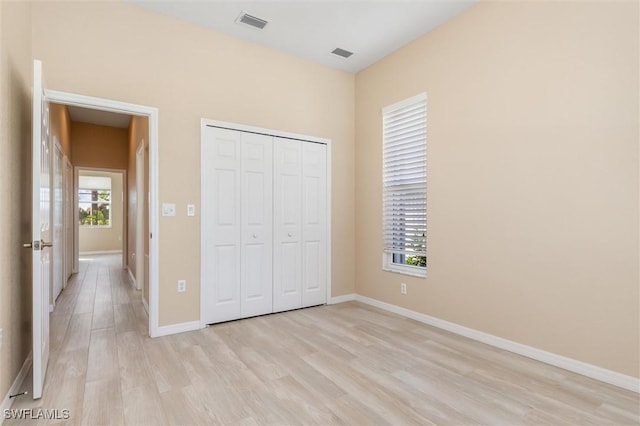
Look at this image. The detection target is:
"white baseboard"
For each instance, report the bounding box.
[126,267,137,290]
[328,293,356,304]
[355,295,640,393]
[79,250,122,256]
[154,320,200,337]
[1,352,32,424]
[141,295,149,316]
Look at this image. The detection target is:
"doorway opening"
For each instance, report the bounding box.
[45,90,159,337]
[76,168,126,264]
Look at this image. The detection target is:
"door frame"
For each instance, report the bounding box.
[74,167,127,267]
[63,155,73,287]
[199,118,332,328]
[135,142,145,291]
[47,90,160,337]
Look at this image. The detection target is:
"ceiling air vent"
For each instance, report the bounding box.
[236,11,268,30]
[331,48,354,59]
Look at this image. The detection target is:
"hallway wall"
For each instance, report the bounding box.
[50,103,71,158]
[71,121,128,170]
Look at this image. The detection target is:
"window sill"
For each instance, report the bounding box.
[383,264,426,278]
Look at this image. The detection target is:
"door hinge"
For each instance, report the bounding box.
[23,240,41,250]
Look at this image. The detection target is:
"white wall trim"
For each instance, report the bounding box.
[325,139,332,305]
[355,295,640,393]
[126,267,137,290]
[329,293,356,304]
[79,250,123,256]
[155,320,201,337]
[199,121,207,329]
[46,89,160,339]
[0,353,32,424]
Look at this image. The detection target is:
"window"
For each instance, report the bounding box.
[382,93,427,277]
[79,175,112,227]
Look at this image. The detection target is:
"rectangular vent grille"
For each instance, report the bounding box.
[236,12,268,30]
[331,48,354,58]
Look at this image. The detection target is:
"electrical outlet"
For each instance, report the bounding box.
[400,283,407,295]
[177,280,186,293]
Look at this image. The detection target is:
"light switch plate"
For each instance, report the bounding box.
[187,204,195,217]
[162,203,176,217]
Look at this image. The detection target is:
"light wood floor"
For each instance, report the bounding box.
[7,254,639,425]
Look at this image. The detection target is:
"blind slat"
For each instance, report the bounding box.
[383,95,427,259]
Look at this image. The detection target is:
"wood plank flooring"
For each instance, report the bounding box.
[7,254,639,425]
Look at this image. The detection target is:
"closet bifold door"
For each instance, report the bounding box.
[202,127,242,324]
[301,142,327,307]
[273,138,303,312]
[241,133,273,318]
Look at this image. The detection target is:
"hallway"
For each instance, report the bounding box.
[7,254,154,425]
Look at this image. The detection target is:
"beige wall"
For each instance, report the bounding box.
[127,115,149,303]
[50,103,71,158]
[355,1,639,378]
[78,171,124,253]
[71,121,128,170]
[31,1,356,326]
[0,0,32,404]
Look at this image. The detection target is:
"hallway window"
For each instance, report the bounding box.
[79,176,112,227]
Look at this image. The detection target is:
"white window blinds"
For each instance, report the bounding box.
[382,93,427,257]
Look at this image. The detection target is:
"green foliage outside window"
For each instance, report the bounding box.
[79,189,111,226]
[403,232,426,267]
[405,255,426,267]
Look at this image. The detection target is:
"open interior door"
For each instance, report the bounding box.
[28,59,51,399]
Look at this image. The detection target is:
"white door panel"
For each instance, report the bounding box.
[202,127,242,324]
[31,60,50,399]
[273,138,302,312]
[203,125,328,324]
[241,132,272,318]
[302,143,327,307]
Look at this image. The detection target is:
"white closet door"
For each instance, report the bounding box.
[241,133,273,318]
[301,142,327,307]
[273,137,302,312]
[203,127,242,324]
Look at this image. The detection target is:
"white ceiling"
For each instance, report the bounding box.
[130,1,478,73]
[67,105,132,128]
